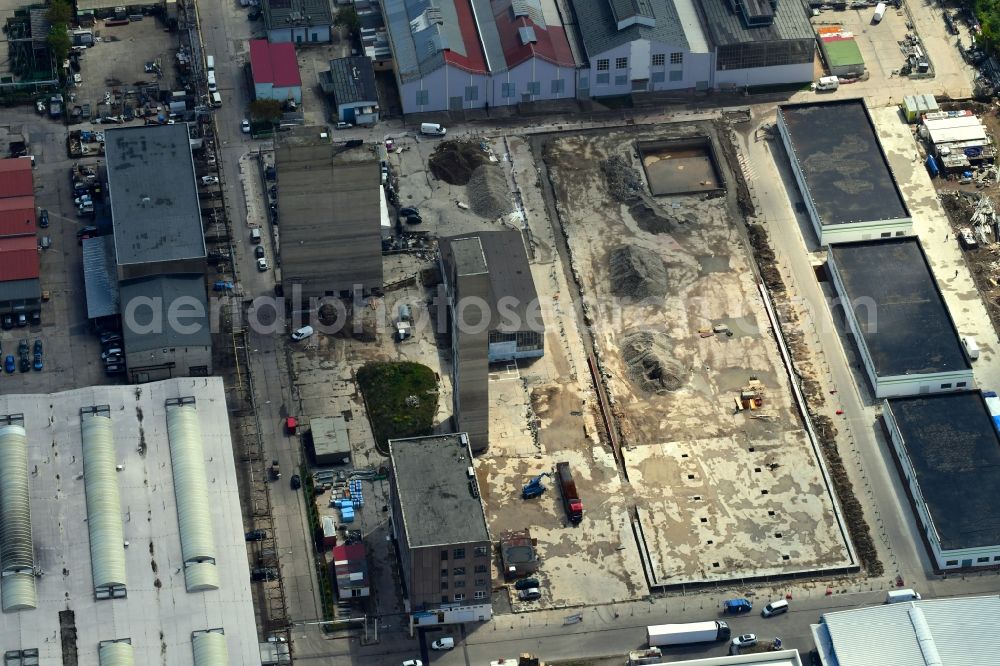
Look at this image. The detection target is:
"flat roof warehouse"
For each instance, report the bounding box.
[778,100,909,227]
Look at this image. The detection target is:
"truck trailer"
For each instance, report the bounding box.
[646,621,730,647]
[555,462,583,524]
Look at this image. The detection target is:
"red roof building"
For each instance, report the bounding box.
[0,158,34,199]
[492,0,574,69]
[249,39,303,103]
[330,543,370,600]
[0,196,37,237]
[0,235,40,281]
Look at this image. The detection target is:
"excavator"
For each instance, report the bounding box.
[521,472,551,499]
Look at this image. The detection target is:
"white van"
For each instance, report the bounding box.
[206,55,215,72]
[963,336,980,361]
[885,589,921,604]
[207,71,217,92]
[420,122,447,136]
[873,2,887,23]
[816,76,839,92]
[430,637,454,650]
[761,600,789,617]
[250,228,262,244]
[211,91,222,108]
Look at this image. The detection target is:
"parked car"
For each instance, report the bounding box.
[29,311,39,325]
[731,634,758,649]
[4,355,14,373]
[430,637,454,651]
[39,209,49,228]
[514,578,539,590]
[290,325,314,341]
[254,245,265,259]
[257,257,269,271]
[105,364,125,374]
[18,339,28,355]
[100,332,122,345]
[18,354,29,373]
[39,235,51,250]
[290,474,301,490]
[761,600,789,617]
[1,314,12,329]
[335,121,352,130]
[241,119,251,134]
[401,661,423,666]
[404,214,423,225]
[16,313,27,327]
[264,165,276,180]
[200,175,219,185]
[32,353,42,371]
[101,348,122,359]
[245,529,267,542]
[213,280,234,292]
[33,340,42,355]
[251,567,278,581]
[517,588,541,601]
[76,225,98,238]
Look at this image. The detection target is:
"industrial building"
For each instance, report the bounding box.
[439,230,545,453]
[920,110,995,172]
[309,415,352,466]
[262,0,333,43]
[331,543,370,599]
[320,56,379,125]
[902,93,939,123]
[811,595,1000,666]
[250,39,303,104]
[0,378,261,665]
[882,392,1000,570]
[388,433,492,628]
[827,238,973,398]
[276,131,383,308]
[778,100,912,244]
[817,25,865,79]
[96,124,212,382]
[0,157,41,323]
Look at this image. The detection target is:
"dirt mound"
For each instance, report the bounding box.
[621,331,688,394]
[467,164,512,219]
[429,139,489,185]
[600,154,642,201]
[610,245,667,299]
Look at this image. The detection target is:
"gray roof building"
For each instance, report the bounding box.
[0,278,40,308]
[310,416,352,466]
[389,434,489,548]
[570,0,690,56]
[263,0,333,32]
[697,0,813,47]
[320,56,378,107]
[120,275,212,354]
[105,124,206,269]
[83,236,120,319]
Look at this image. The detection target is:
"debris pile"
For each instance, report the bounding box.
[467,164,512,219]
[429,139,489,185]
[621,331,688,394]
[600,154,642,201]
[609,245,668,299]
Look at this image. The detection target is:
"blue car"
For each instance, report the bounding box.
[33,353,42,371]
[4,355,14,373]
[213,280,234,292]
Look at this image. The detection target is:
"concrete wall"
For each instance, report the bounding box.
[254,82,302,103]
[487,58,576,106]
[714,61,813,89]
[399,67,491,114]
[267,24,331,44]
[125,345,212,384]
[827,251,974,398]
[882,402,1000,570]
[585,41,707,98]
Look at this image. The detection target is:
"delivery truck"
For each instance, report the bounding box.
[873,2,887,23]
[556,461,583,524]
[647,621,730,647]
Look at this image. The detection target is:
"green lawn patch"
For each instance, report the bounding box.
[357,361,438,452]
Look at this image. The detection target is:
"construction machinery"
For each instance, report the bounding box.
[521,472,551,499]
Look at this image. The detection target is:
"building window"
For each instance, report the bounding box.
[441,550,448,560]
[671,52,683,64]
[596,59,609,71]
[475,578,486,587]
[579,74,589,89]
[417,90,429,106]
[615,75,627,86]
[669,70,683,82]
[454,580,466,588]
[453,548,465,559]
[615,57,628,69]
[551,79,565,94]
[978,556,990,563]
[527,81,541,95]
[454,593,465,601]
[502,82,515,98]
[440,582,448,590]
[652,53,665,67]
[465,86,478,101]
[474,564,488,573]
[474,590,487,599]
[994,556,1000,561]
[881,232,891,238]
[895,231,905,236]
[946,560,958,566]
[652,72,665,83]
[957,382,967,387]
[441,569,448,577]
[596,73,609,85]
[474,546,488,557]
[941,383,952,389]
[453,567,466,576]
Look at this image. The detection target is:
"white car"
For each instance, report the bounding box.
[430,637,454,650]
[401,661,422,666]
[335,121,352,130]
[201,176,219,185]
[241,119,251,134]
[257,257,269,271]
[290,325,314,341]
[731,634,758,648]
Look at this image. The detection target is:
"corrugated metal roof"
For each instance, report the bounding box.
[98,641,134,666]
[697,0,813,48]
[120,276,211,353]
[324,56,379,106]
[82,415,128,594]
[262,0,333,30]
[0,278,41,303]
[822,595,1000,666]
[0,196,36,237]
[192,630,229,665]
[0,424,37,612]
[385,0,491,81]
[184,561,220,591]
[0,158,34,199]
[166,403,219,592]
[570,0,689,58]
[924,115,987,145]
[0,235,39,281]
[250,39,302,88]
[83,235,120,319]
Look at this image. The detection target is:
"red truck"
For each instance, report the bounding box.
[556,462,583,524]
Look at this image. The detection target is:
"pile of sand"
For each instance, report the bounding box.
[600,154,642,201]
[609,245,668,299]
[621,331,688,394]
[467,164,512,219]
[429,139,489,185]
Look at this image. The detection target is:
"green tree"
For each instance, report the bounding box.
[249,99,283,122]
[47,25,71,64]
[334,7,360,37]
[45,0,73,26]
